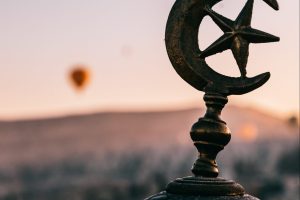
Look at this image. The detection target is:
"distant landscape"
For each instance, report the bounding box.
[0,106,298,200]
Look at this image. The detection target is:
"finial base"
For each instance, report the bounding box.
[145,191,259,200]
[166,176,245,196]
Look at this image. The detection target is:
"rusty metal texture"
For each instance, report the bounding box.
[146,191,259,200]
[165,0,279,95]
[146,0,279,199]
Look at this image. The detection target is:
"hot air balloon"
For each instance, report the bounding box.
[68,65,90,91]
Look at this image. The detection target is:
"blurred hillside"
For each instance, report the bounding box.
[0,106,298,200]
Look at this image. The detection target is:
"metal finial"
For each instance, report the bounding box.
[146,0,279,199]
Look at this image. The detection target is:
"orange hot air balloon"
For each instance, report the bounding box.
[69,65,90,91]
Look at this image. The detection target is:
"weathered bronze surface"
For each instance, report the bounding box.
[146,0,279,199]
[146,192,259,200]
[199,0,279,77]
[166,177,244,196]
[165,0,279,95]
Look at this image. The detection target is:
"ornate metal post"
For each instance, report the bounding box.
[146,0,280,199]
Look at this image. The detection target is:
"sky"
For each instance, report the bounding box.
[0,0,299,120]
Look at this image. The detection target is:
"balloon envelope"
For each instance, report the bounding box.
[69,66,90,90]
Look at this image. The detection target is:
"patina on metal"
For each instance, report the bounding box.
[146,0,279,199]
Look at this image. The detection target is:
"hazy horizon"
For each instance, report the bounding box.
[0,103,296,125]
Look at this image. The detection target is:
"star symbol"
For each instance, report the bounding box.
[200,0,280,77]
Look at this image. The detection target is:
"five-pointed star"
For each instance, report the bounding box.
[200,0,280,77]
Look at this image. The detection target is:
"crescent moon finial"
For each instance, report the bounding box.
[146,0,281,197]
[165,0,279,95]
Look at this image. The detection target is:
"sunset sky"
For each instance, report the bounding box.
[0,0,298,120]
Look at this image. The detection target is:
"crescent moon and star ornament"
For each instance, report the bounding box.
[165,0,280,95]
[147,0,281,198]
